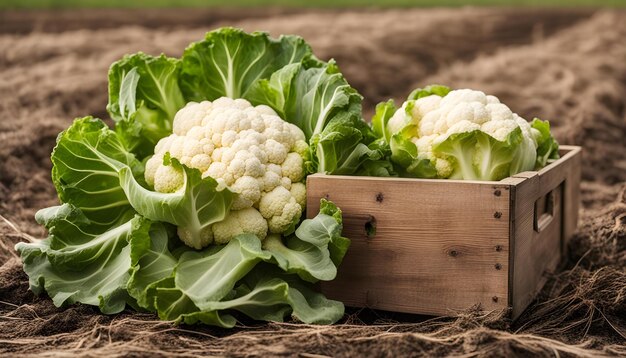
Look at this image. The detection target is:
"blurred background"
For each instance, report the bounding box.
[1,1,626,356]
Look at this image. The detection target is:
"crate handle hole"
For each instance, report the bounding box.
[365,216,377,239]
[534,189,556,233]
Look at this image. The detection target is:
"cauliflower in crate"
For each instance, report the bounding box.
[373,85,560,181]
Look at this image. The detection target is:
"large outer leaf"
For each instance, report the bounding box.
[107,53,185,159]
[310,114,391,175]
[127,223,178,311]
[15,208,152,314]
[51,116,140,231]
[371,99,396,143]
[31,205,140,270]
[154,276,239,327]
[248,61,361,140]
[119,156,235,246]
[261,202,348,283]
[152,235,276,326]
[180,27,319,101]
[172,235,269,309]
[154,263,344,327]
[238,265,344,325]
[249,62,389,175]
[15,116,156,313]
[262,232,336,283]
[151,201,349,327]
[280,271,345,325]
[318,199,351,267]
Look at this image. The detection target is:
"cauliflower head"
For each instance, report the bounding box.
[386,88,544,181]
[145,97,308,248]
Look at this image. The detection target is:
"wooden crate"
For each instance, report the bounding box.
[306,145,581,319]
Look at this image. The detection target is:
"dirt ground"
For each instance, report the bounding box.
[0,7,625,357]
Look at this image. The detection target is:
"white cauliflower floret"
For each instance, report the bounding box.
[288,124,306,142]
[263,114,284,131]
[514,114,534,138]
[486,95,500,104]
[248,144,269,164]
[440,88,487,107]
[434,158,453,178]
[144,154,163,188]
[447,120,481,136]
[212,96,236,108]
[259,186,293,218]
[154,135,175,154]
[267,163,282,176]
[233,98,252,109]
[153,164,184,193]
[189,154,211,172]
[212,208,268,244]
[255,104,278,116]
[265,139,288,164]
[259,186,302,233]
[281,152,304,182]
[187,126,205,140]
[146,98,307,249]
[261,171,281,192]
[486,103,513,121]
[168,136,186,158]
[211,132,223,147]
[200,138,215,156]
[446,102,489,127]
[290,182,307,208]
[231,176,261,210]
[224,111,248,132]
[211,147,224,162]
[249,116,266,132]
[280,177,292,190]
[268,201,301,233]
[206,162,227,181]
[419,109,442,137]
[178,226,213,250]
[227,156,246,179]
[481,119,518,141]
[412,95,442,119]
[292,140,309,157]
[221,130,238,148]
[221,147,237,164]
[412,135,436,161]
[182,138,202,158]
[173,101,212,136]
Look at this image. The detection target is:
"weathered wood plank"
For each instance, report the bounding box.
[307,176,510,315]
[559,146,582,251]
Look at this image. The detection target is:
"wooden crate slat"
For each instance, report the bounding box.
[559,146,582,249]
[507,146,581,318]
[307,176,510,315]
